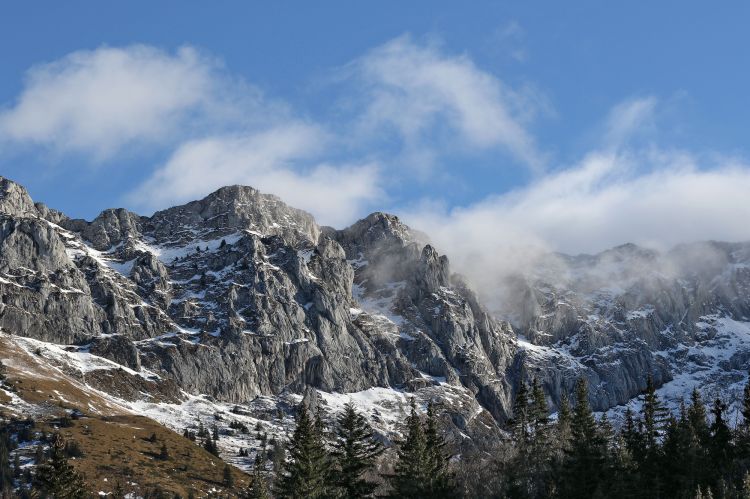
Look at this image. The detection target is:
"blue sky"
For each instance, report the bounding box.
[2,2,750,259]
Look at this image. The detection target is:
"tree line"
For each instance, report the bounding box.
[458,375,750,499]
[6,375,750,498]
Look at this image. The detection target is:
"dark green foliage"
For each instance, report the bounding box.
[203,436,219,456]
[33,433,87,498]
[559,378,607,498]
[274,405,332,499]
[0,426,12,497]
[332,402,383,498]
[223,463,234,487]
[388,399,455,498]
[159,442,169,460]
[244,466,271,499]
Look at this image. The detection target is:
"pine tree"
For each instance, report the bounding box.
[738,380,750,460]
[530,378,552,497]
[389,398,429,498]
[530,378,550,434]
[159,442,169,460]
[709,398,732,486]
[34,433,87,498]
[332,402,383,498]
[0,433,11,498]
[641,375,669,451]
[640,375,669,496]
[203,436,219,456]
[274,404,332,499]
[560,378,605,498]
[556,392,573,455]
[512,380,531,447]
[423,403,456,498]
[223,463,234,487]
[688,388,710,442]
[245,466,271,499]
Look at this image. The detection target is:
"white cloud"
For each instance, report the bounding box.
[603,96,658,148]
[402,98,750,308]
[0,45,262,159]
[127,124,383,227]
[350,35,544,170]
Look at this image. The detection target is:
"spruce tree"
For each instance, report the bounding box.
[223,463,234,487]
[244,466,270,499]
[0,431,11,495]
[332,402,383,498]
[423,403,456,498]
[274,404,332,499]
[641,375,669,451]
[738,381,750,460]
[556,392,573,456]
[530,378,550,435]
[685,388,710,487]
[640,375,669,496]
[530,378,552,497]
[34,433,87,498]
[512,380,531,447]
[709,398,732,486]
[389,398,429,498]
[159,442,169,460]
[560,378,605,498]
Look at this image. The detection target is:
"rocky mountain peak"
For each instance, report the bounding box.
[0,176,38,217]
[144,185,320,245]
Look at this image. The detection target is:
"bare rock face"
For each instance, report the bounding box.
[332,213,517,420]
[1,174,748,435]
[506,242,750,412]
[0,177,38,217]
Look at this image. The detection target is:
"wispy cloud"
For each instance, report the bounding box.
[346,35,545,172]
[128,124,383,226]
[402,97,750,307]
[0,46,230,159]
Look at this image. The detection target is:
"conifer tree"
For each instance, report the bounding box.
[0,431,11,496]
[556,392,573,456]
[244,466,270,499]
[512,380,531,447]
[642,375,669,451]
[274,404,332,499]
[332,402,383,498]
[34,433,87,498]
[389,398,429,498]
[159,442,169,460]
[640,375,669,496]
[423,403,456,498]
[738,380,750,459]
[709,398,732,485]
[688,388,710,443]
[560,378,605,498]
[223,463,234,487]
[530,378,550,435]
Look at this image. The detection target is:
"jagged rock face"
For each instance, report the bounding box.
[506,242,750,411]
[0,177,37,216]
[1,178,506,422]
[332,213,517,420]
[2,174,748,427]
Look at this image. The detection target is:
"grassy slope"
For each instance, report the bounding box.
[0,334,249,497]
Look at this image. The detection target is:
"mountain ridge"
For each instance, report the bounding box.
[1,174,750,442]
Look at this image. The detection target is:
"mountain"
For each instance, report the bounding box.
[1,175,750,493]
